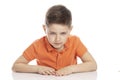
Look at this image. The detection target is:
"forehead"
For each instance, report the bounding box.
[47,24,70,32]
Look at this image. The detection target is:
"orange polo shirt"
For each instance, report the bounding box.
[23,35,87,70]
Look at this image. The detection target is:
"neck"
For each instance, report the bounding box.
[56,46,64,52]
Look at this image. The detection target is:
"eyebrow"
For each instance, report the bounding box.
[49,31,68,34]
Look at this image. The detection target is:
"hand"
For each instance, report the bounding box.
[37,66,55,75]
[55,65,74,76]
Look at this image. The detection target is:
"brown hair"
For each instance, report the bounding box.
[45,5,72,27]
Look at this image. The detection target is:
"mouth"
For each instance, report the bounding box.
[54,43,61,44]
[54,42,62,45]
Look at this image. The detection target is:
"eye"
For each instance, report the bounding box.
[61,32,67,35]
[49,32,56,35]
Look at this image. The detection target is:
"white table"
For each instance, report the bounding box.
[12,71,97,80]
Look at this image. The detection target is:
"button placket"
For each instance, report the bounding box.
[56,52,62,69]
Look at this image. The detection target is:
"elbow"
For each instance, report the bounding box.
[94,63,97,71]
[12,63,19,72]
[91,62,97,71]
[12,64,16,72]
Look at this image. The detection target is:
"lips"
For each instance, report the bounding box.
[54,43,62,45]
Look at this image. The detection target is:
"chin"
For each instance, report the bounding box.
[53,45,63,49]
[53,46,61,49]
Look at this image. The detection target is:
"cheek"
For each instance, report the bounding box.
[61,35,69,42]
[47,34,55,42]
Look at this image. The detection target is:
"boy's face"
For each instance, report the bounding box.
[43,24,72,51]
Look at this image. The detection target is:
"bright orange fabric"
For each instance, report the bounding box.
[23,35,87,70]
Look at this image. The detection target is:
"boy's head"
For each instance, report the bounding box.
[43,5,72,51]
[45,5,72,27]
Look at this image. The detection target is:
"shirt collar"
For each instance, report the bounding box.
[44,36,54,52]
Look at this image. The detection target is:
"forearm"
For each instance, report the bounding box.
[71,62,97,73]
[12,63,39,73]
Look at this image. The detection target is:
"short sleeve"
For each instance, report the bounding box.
[23,41,37,61]
[75,36,87,58]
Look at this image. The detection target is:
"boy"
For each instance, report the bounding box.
[12,5,97,76]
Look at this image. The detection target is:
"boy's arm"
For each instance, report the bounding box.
[72,51,97,73]
[12,55,38,73]
[55,51,97,76]
[12,55,55,75]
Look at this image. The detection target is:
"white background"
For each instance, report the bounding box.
[0,0,120,80]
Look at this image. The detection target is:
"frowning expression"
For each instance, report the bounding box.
[43,24,72,51]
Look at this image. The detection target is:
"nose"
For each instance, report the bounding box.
[55,35,61,42]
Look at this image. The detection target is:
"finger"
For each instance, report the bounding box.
[55,72,63,76]
[41,70,54,75]
[49,70,56,75]
[41,71,47,75]
[44,70,52,75]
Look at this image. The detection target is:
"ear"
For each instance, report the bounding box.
[43,25,46,33]
[69,26,73,32]
[68,26,73,36]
